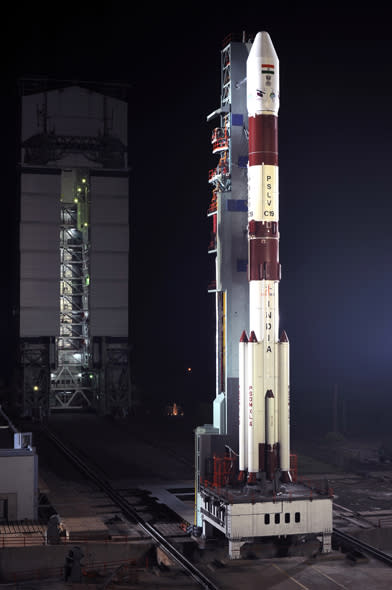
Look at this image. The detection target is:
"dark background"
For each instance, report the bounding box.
[1,5,392,435]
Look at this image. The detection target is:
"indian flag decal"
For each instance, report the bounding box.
[262,63,274,74]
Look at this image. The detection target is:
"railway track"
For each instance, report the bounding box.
[333,528,392,566]
[42,427,220,590]
[40,426,392,588]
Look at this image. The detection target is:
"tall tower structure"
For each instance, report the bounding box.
[195,32,251,525]
[18,79,131,417]
[207,34,250,436]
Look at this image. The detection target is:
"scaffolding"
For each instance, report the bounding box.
[51,170,94,409]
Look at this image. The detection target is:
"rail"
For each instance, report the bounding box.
[333,528,392,566]
[43,428,220,590]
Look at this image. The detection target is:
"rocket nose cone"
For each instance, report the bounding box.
[249,31,278,63]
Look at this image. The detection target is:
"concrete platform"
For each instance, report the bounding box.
[138,479,195,524]
[38,467,194,541]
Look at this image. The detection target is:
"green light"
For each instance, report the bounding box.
[89,373,94,379]
[86,276,90,286]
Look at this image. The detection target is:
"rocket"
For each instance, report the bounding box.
[238,32,291,484]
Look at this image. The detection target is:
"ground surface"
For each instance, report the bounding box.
[9,412,392,589]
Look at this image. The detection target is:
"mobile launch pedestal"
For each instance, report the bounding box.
[195,32,332,559]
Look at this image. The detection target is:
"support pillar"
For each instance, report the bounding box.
[228,539,245,559]
[321,532,332,553]
[202,519,214,540]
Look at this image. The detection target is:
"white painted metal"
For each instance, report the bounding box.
[213,392,226,433]
[247,164,279,223]
[249,280,279,344]
[251,341,264,472]
[201,486,333,558]
[0,451,38,519]
[274,341,280,444]
[249,280,264,342]
[238,338,247,472]
[246,31,279,118]
[278,340,290,473]
[247,336,255,472]
[227,497,332,539]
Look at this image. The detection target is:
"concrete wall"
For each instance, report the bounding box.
[0,451,38,520]
[0,541,153,582]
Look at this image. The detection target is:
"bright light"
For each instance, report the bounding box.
[33,385,39,391]
[82,178,87,183]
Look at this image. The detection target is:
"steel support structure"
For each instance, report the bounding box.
[207,35,250,435]
[93,337,131,416]
[196,33,251,527]
[20,337,53,419]
[51,169,94,410]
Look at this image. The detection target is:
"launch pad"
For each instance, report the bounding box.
[196,427,332,559]
[199,478,332,559]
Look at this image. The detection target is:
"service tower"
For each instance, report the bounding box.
[18,79,131,417]
[195,33,333,560]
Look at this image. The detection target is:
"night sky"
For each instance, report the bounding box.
[1,7,392,431]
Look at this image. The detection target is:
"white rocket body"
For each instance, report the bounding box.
[239,32,290,483]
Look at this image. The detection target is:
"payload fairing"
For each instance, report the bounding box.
[238,32,290,484]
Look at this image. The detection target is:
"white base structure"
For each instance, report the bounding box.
[200,484,332,559]
[0,449,38,521]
